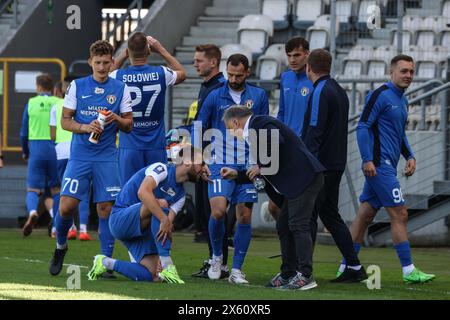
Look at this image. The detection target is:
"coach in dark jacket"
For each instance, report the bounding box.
[301,49,366,282]
[221,106,324,290]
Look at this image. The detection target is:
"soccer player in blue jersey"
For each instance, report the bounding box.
[87,145,208,283]
[194,54,269,284]
[110,32,186,184]
[49,80,92,241]
[268,36,314,221]
[20,74,60,237]
[49,40,133,276]
[339,55,435,283]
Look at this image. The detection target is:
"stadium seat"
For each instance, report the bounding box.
[373,45,396,62]
[257,44,288,80]
[440,30,450,47]
[392,30,412,47]
[417,61,437,78]
[416,30,436,47]
[402,15,422,34]
[367,60,388,77]
[237,14,274,56]
[261,0,290,30]
[336,0,353,24]
[422,46,449,63]
[443,0,450,17]
[404,45,422,62]
[293,0,323,31]
[306,15,338,49]
[342,45,373,75]
[219,44,253,78]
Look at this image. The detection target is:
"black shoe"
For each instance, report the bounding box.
[331,266,368,283]
[191,260,210,278]
[49,247,68,276]
[101,270,117,279]
[220,267,230,279]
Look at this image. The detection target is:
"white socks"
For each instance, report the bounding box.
[160,256,174,269]
[402,264,415,276]
[102,257,116,271]
[56,242,67,250]
[80,224,87,233]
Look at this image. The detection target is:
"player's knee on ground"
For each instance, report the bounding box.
[236,203,252,224]
[59,196,79,218]
[97,201,113,218]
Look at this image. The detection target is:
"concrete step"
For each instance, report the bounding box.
[175,45,196,53]
[190,26,237,38]
[182,36,234,47]
[172,89,199,99]
[182,64,198,78]
[0,179,27,192]
[173,98,194,109]
[0,190,26,204]
[0,166,27,179]
[175,51,196,61]
[433,180,450,195]
[197,15,241,28]
[205,6,258,17]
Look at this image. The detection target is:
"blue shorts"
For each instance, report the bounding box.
[359,166,405,210]
[61,160,121,203]
[57,159,89,202]
[27,158,59,189]
[118,148,167,185]
[110,203,157,263]
[207,164,258,205]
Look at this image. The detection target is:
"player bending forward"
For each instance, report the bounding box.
[87,145,208,283]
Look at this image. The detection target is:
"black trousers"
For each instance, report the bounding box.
[194,180,230,264]
[310,170,360,267]
[277,173,324,278]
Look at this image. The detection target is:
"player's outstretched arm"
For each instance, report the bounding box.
[147,36,186,84]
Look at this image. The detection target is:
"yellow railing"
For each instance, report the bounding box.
[1,58,67,152]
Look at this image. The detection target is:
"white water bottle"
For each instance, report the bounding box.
[89,110,108,144]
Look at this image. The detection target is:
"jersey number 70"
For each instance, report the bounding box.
[128,84,161,118]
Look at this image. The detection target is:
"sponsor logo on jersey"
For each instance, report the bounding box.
[153,165,165,174]
[245,99,254,109]
[160,187,176,197]
[106,186,121,193]
[95,87,105,94]
[107,95,116,104]
[300,87,310,96]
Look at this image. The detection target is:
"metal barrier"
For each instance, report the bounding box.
[1,57,67,152]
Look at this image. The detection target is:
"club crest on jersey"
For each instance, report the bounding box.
[95,87,105,94]
[300,87,309,96]
[107,95,116,104]
[244,99,254,109]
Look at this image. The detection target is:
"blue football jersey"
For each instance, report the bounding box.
[114,162,185,209]
[194,82,269,165]
[111,65,176,150]
[64,75,132,161]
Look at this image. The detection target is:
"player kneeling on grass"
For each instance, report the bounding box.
[87,144,209,283]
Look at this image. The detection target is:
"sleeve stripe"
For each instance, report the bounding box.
[309,79,327,126]
[361,85,389,122]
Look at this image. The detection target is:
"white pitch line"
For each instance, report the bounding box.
[1,256,89,269]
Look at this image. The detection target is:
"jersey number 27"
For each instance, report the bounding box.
[129,84,161,118]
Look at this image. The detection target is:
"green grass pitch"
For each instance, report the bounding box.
[0,229,449,300]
